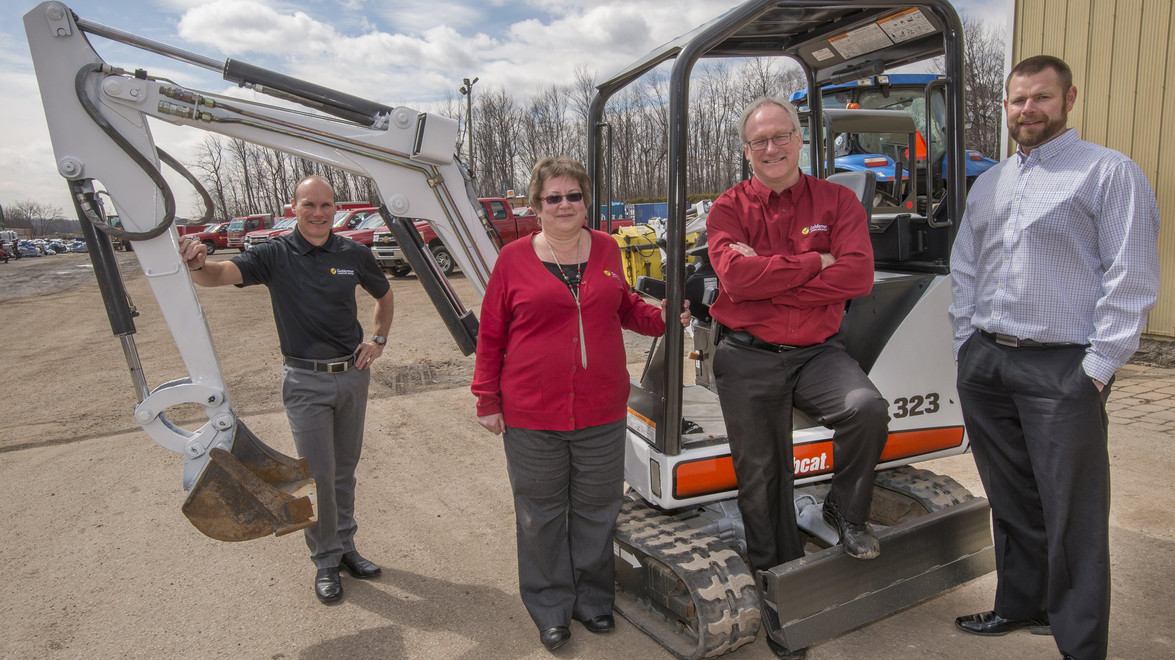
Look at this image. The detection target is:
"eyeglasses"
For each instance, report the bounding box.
[745,132,796,151]
[543,192,584,206]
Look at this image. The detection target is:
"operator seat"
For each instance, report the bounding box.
[825,171,877,222]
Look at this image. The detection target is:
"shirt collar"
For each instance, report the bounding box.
[288,227,338,255]
[1017,127,1078,164]
[749,171,808,204]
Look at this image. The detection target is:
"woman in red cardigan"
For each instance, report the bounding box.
[472,156,688,651]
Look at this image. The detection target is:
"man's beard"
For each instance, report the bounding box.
[1010,110,1068,149]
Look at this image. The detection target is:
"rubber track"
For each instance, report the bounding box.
[874,465,974,512]
[613,498,761,659]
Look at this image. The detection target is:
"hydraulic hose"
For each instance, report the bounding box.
[158,149,215,226]
[73,62,175,241]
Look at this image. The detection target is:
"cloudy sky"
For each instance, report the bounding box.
[4,0,1007,219]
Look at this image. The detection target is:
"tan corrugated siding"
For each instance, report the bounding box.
[1081,1,1117,146]
[1062,0,1092,122]
[1155,2,1175,337]
[1013,0,1175,337]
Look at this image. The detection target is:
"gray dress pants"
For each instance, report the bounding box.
[713,334,889,572]
[503,420,626,630]
[957,333,1112,660]
[282,364,371,569]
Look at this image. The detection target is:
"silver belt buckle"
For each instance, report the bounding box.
[328,361,348,373]
[994,333,1020,347]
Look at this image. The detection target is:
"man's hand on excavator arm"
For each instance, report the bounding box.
[179,236,242,287]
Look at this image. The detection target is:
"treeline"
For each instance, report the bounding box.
[191,136,382,220]
[184,17,1002,220]
[188,58,808,219]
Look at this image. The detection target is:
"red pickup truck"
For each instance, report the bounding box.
[226,213,275,251]
[371,198,632,276]
[242,206,378,249]
[335,213,386,246]
[189,222,230,254]
[372,198,538,276]
[242,217,298,250]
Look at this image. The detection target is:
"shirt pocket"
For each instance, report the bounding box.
[509,378,548,413]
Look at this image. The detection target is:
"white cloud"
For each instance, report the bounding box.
[8,0,1006,218]
[177,1,341,55]
[0,68,67,214]
[368,0,490,34]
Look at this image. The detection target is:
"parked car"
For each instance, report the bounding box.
[17,241,41,258]
[334,214,386,246]
[243,217,297,249]
[371,198,541,277]
[68,239,89,253]
[226,213,276,251]
[333,206,378,231]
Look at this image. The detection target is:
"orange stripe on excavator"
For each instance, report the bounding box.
[672,426,966,499]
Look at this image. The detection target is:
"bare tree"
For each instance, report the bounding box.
[6,200,65,236]
[959,15,1005,158]
[933,15,1005,157]
[473,87,522,196]
[171,51,1003,217]
[193,136,232,220]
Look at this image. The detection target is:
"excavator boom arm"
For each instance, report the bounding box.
[24,1,497,539]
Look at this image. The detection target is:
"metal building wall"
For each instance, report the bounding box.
[1012,0,1175,337]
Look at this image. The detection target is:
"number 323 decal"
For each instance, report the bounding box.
[892,393,940,418]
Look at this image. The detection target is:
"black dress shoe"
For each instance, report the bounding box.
[766,636,808,658]
[823,499,880,560]
[340,550,381,579]
[955,610,1050,636]
[314,567,343,604]
[580,614,615,633]
[539,626,570,651]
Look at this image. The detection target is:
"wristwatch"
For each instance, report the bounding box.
[371,335,387,346]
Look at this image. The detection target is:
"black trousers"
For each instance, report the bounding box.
[957,333,1112,660]
[713,334,889,572]
[502,421,626,630]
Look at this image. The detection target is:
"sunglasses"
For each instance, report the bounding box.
[543,192,584,205]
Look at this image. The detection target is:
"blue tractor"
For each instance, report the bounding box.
[791,73,997,190]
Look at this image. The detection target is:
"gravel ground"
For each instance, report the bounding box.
[1,247,1171,660]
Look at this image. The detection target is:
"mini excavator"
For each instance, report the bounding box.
[26,1,992,655]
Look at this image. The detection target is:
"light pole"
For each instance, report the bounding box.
[459,76,479,173]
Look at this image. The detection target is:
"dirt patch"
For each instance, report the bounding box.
[0,250,140,302]
[0,250,478,453]
[1,245,1172,660]
[374,358,473,395]
[1131,337,1175,369]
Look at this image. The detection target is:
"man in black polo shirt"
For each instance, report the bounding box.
[179,175,393,604]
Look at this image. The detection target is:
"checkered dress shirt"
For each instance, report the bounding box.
[949,128,1160,383]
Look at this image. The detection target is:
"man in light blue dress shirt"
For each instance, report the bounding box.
[949,55,1159,660]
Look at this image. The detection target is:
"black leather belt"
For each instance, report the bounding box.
[725,330,797,352]
[980,331,1079,348]
[284,355,356,373]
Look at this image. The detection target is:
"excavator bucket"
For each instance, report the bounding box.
[181,421,316,542]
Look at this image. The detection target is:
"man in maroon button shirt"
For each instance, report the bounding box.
[706,97,889,575]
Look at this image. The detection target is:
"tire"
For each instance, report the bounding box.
[430,244,455,276]
[389,265,412,278]
[203,240,217,255]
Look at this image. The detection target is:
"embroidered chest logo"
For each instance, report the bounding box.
[330,267,356,276]
[801,224,829,235]
[603,269,624,283]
